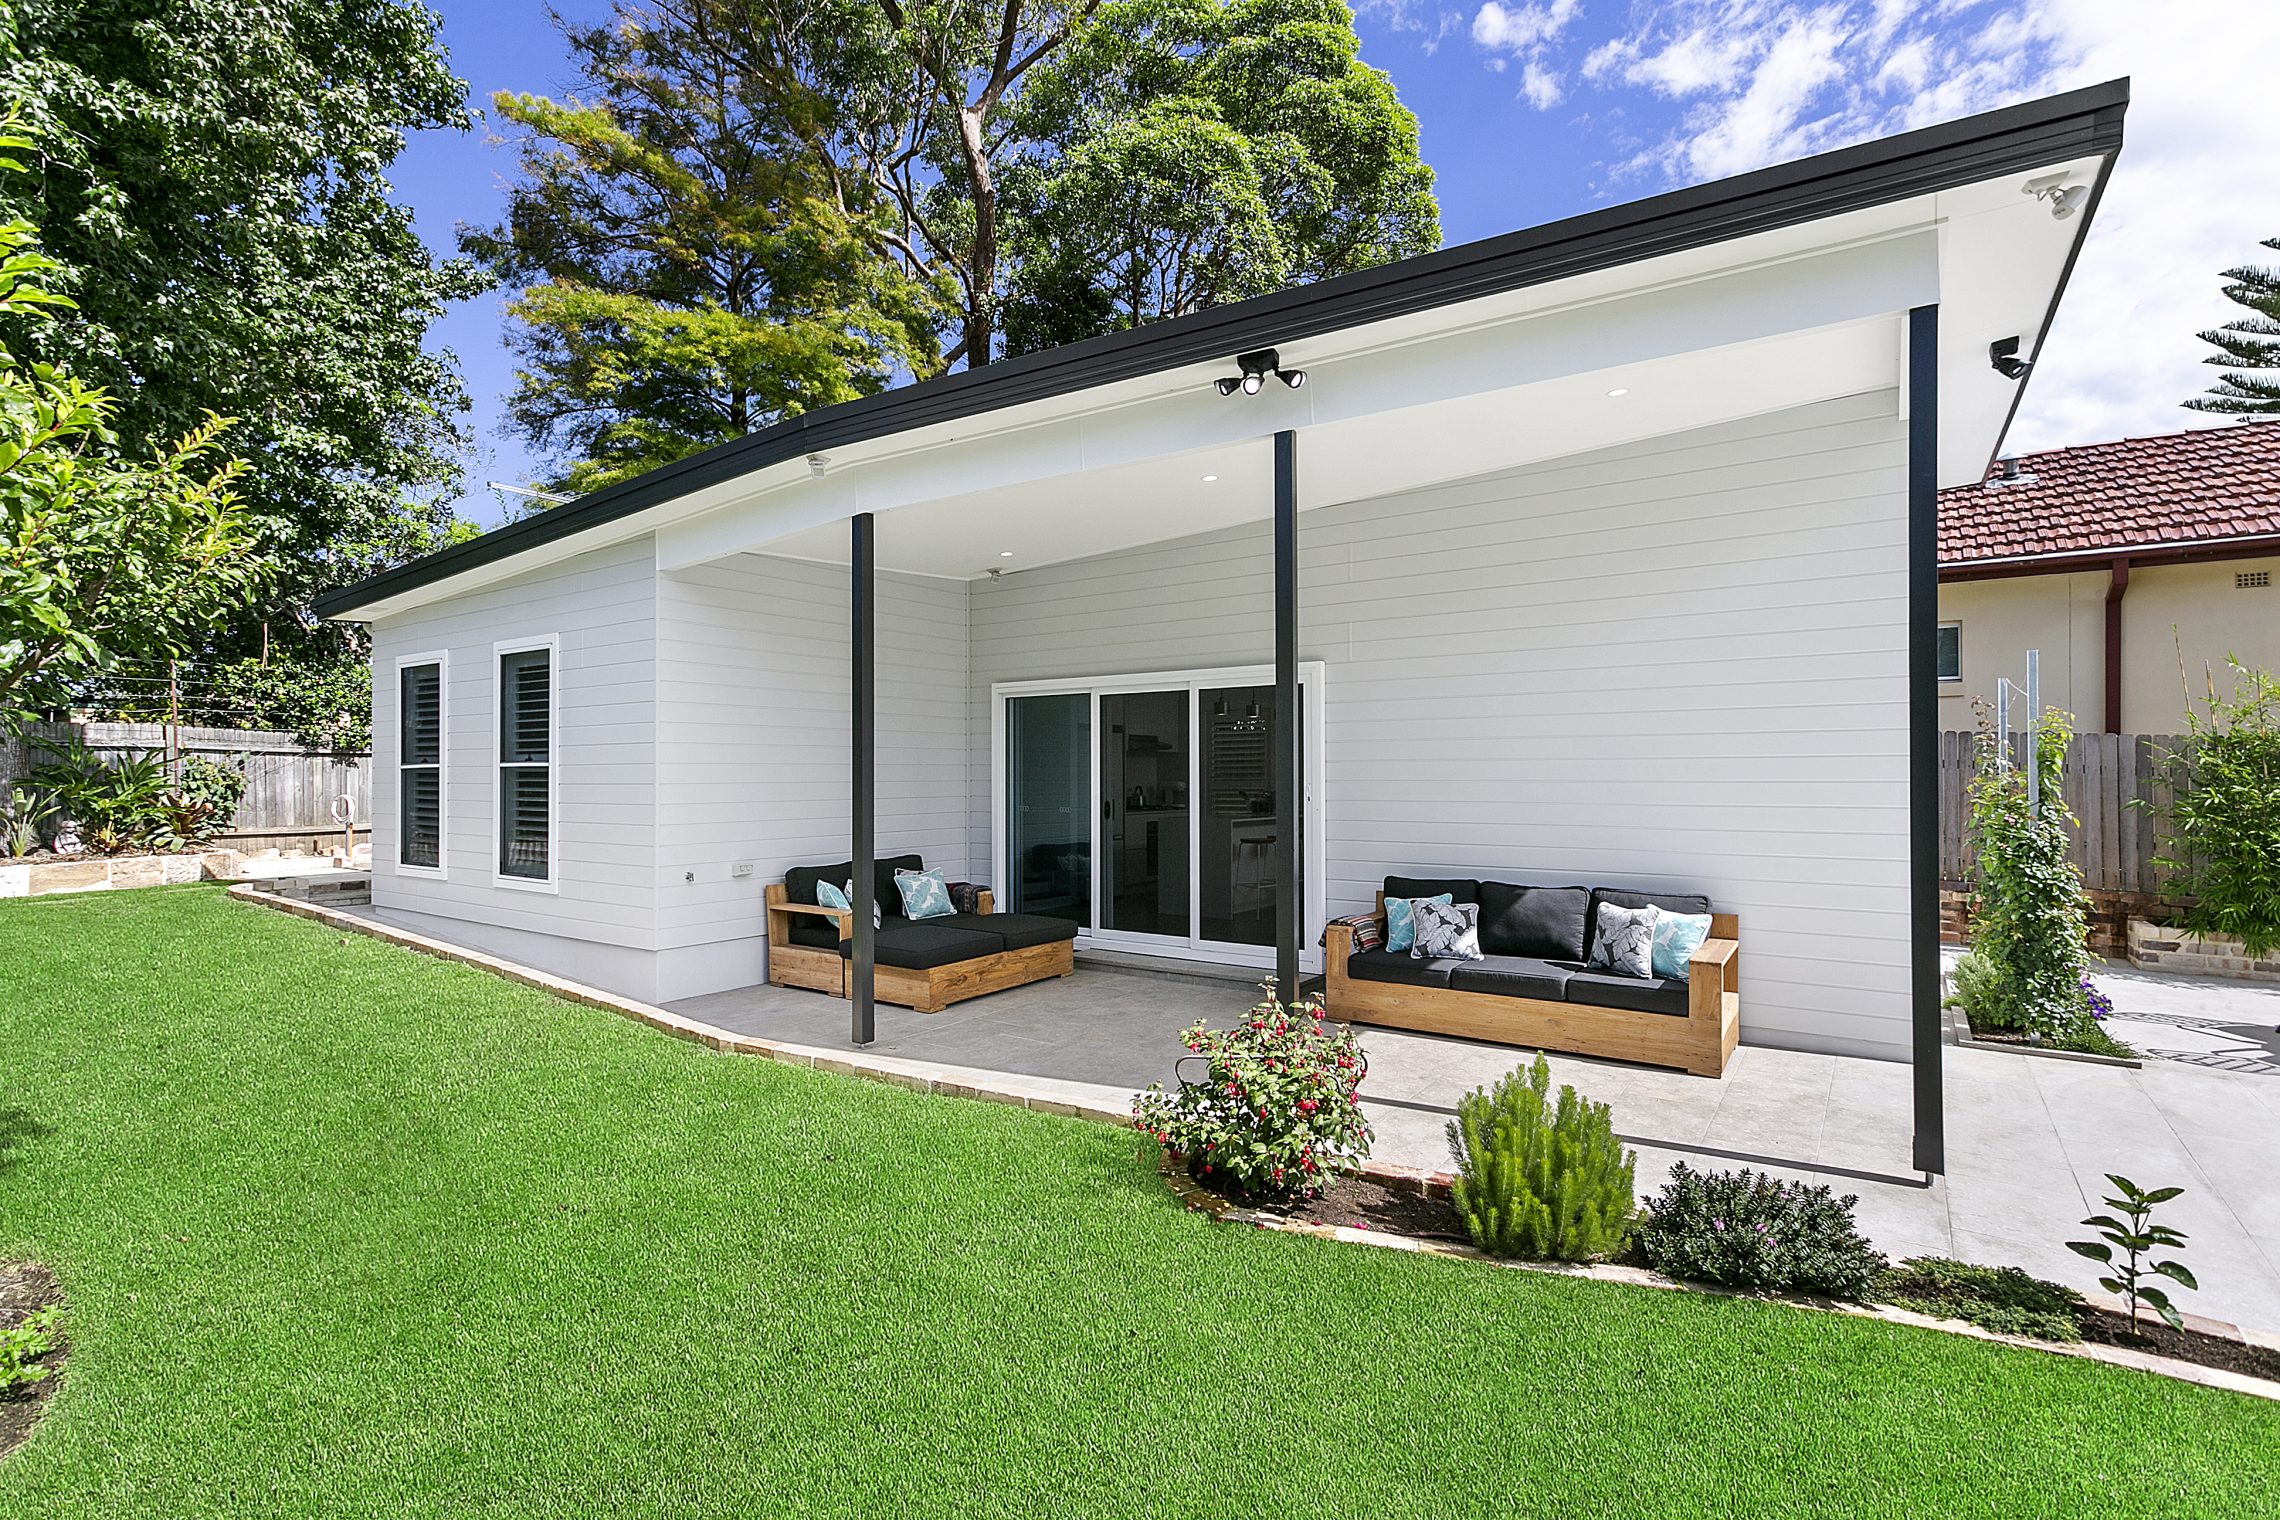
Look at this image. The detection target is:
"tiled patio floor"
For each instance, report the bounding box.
[671,952,2280,1333]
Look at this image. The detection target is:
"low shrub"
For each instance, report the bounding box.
[2149,659,2280,958]
[1636,1164,1886,1299]
[1447,1053,1636,1262]
[1132,989,1370,1201]
[0,1306,59,1394]
[1875,1257,2085,1341]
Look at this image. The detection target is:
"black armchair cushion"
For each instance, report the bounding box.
[1449,955,1574,1001]
[1385,875,1481,908]
[786,915,845,950]
[1586,888,1711,958]
[1565,967,1691,1018]
[928,912,1076,951]
[1476,882,1591,960]
[841,922,1003,969]
[1347,948,1466,989]
[872,854,927,921]
[785,860,855,908]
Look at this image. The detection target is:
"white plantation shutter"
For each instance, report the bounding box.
[398,661,443,870]
[497,646,553,880]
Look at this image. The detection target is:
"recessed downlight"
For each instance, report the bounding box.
[1201,474,1219,482]
[1606,386,1630,397]
[998,550,1014,558]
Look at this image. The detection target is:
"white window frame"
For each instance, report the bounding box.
[990,661,1328,973]
[1937,621,1963,683]
[492,634,560,894]
[393,650,449,879]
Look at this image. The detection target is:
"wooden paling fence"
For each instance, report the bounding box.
[0,721,369,848]
[1938,730,2186,896]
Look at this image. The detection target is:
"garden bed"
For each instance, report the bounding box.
[0,849,237,899]
[0,1262,63,1463]
[1158,1155,2280,1398]
[1955,1014,2141,1067]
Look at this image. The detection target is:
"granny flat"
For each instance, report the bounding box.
[317,83,2130,1172]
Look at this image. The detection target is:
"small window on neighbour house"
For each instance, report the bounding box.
[1936,623,1962,683]
[398,660,444,871]
[498,643,554,883]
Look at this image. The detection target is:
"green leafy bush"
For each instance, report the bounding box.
[1874,1257,2085,1341]
[1446,1053,1636,1261]
[1132,989,1370,1201]
[26,739,243,852]
[0,1306,59,1394]
[1964,707,2100,1040]
[204,651,373,753]
[2150,659,2280,957]
[1636,1164,1886,1299]
[1,785,54,857]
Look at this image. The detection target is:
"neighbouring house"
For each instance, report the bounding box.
[314,83,2133,1173]
[1939,422,2280,732]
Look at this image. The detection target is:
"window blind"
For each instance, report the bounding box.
[498,647,552,880]
[398,662,442,870]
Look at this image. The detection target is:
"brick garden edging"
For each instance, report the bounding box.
[2128,920,2280,984]
[1,850,239,899]
[229,882,2280,1405]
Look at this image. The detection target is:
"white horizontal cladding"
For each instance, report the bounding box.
[652,551,972,992]
[968,391,1915,1061]
[657,233,1936,572]
[367,535,658,954]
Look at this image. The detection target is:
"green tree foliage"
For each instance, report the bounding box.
[1447,1053,1635,1262]
[1001,0,1440,353]
[2184,237,2280,416]
[481,0,1439,490]
[0,0,486,613]
[0,123,267,732]
[468,14,945,495]
[1960,706,2096,1038]
[2150,659,2280,956]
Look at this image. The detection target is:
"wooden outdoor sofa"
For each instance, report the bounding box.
[1323,876,1740,1076]
[764,854,1076,1014]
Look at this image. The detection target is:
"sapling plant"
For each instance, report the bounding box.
[2068,1174,2197,1332]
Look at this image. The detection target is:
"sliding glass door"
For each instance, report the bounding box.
[994,665,1323,968]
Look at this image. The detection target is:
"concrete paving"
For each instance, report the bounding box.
[673,951,2280,1332]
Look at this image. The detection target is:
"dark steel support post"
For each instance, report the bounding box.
[1908,305,1944,1176]
[1273,430,1300,1002]
[2103,557,2129,734]
[851,511,876,1047]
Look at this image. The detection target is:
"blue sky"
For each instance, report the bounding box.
[397,1,2275,528]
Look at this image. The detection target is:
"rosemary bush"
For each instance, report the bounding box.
[1447,1053,1636,1262]
[2150,659,2280,957]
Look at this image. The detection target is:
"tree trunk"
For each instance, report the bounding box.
[957,104,996,369]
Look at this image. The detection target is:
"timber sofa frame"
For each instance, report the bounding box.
[1325,892,1740,1077]
[763,881,1075,1014]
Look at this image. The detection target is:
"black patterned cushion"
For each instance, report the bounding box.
[1410,898,1482,961]
[1588,902,1656,979]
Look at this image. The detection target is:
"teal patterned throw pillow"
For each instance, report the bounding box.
[895,867,954,921]
[1385,893,1452,954]
[1651,910,1712,983]
[814,880,850,912]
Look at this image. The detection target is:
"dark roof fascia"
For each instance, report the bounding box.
[318,78,2129,621]
[1939,532,2280,580]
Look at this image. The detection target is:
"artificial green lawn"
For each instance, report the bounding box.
[0,888,2269,1518]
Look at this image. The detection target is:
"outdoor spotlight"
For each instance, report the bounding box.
[1216,347,1304,396]
[1988,336,2031,381]
[2022,173,2088,221]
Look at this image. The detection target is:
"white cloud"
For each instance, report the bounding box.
[1521,59,1565,109]
[1461,0,2280,448]
[1471,0,1580,52]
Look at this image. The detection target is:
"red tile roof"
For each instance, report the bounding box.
[1938,422,2280,568]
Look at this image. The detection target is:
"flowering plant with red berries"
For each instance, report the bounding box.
[1131,984,1371,1201]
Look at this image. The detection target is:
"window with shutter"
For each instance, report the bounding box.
[397,657,445,872]
[497,643,554,882]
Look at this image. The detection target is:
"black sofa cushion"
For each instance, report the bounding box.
[785,860,854,908]
[872,854,926,921]
[840,922,1002,969]
[927,912,1075,951]
[1476,882,1591,960]
[1565,967,1691,1018]
[1450,955,1573,1001]
[786,914,845,950]
[1586,888,1712,958]
[1385,875,1480,908]
[1347,948,1467,989]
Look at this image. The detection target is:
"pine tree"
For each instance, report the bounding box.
[2185,237,2280,417]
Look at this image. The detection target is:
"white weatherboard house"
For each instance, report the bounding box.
[318,84,2129,1172]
